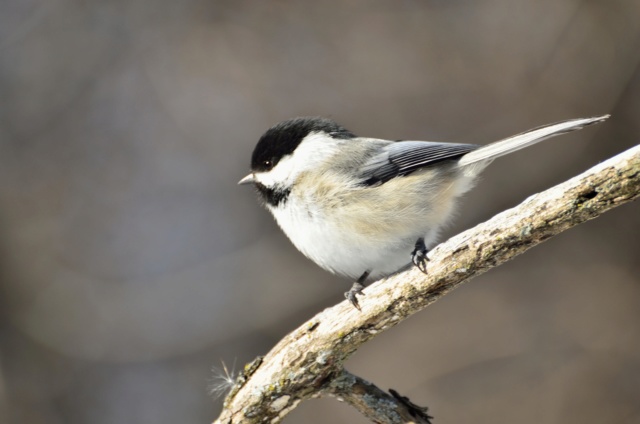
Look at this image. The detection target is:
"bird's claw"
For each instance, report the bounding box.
[345,281,365,311]
[411,238,429,274]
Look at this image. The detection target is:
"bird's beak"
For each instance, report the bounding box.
[238,173,255,185]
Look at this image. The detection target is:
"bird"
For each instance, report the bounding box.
[239,114,609,309]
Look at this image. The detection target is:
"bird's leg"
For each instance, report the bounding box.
[345,270,370,311]
[411,237,429,274]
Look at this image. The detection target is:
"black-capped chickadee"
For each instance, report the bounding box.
[239,115,609,309]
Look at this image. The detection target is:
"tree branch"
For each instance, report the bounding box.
[323,370,434,423]
[214,145,640,424]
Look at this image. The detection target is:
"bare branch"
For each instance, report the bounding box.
[324,370,433,424]
[214,145,640,424]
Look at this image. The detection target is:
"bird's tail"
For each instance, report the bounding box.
[458,114,610,167]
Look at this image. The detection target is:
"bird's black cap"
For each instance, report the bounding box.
[250,117,355,172]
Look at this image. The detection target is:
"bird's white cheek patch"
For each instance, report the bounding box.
[254,133,341,189]
[253,155,297,188]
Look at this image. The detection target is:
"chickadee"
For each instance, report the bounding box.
[239,115,609,309]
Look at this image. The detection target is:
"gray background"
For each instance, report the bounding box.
[1,1,639,423]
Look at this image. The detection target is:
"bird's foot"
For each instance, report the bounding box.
[411,238,429,274]
[345,282,365,311]
[344,270,370,311]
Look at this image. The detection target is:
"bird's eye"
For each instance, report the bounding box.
[263,160,271,167]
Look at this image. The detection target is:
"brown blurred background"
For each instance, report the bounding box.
[1,1,639,423]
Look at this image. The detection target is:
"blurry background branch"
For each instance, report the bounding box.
[215,145,640,423]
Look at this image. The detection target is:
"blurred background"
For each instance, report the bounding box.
[1,1,639,423]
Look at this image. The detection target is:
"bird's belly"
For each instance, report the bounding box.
[269,198,437,280]
[266,169,470,280]
[281,216,411,279]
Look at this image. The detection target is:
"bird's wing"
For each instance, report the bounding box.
[358,141,479,185]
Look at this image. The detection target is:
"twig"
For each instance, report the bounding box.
[323,370,433,424]
[214,145,640,424]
